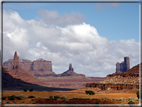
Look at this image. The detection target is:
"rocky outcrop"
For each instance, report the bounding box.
[9,52,47,86]
[60,63,85,77]
[3,57,55,77]
[116,57,130,73]
[86,63,139,90]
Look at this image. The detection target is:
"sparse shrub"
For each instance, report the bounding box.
[15,96,21,100]
[20,94,27,99]
[62,95,67,99]
[128,100,135,104]
[54,96,60,99]
[23,88,27,92]
[6,101,10,104]
[111,98,115,101]
[38,96,42,99]
[136,90,139,99]
[49,96,54,99]
[8,95,15,100]
[85,90,95,95]
[13,100,16,103]
[22,101,24,103]
[95,101,99,104]
[29,88,33,92]
[28,95,35,98]
[33,101,35,104]
[102,98,108,101]
[2,96,6,100]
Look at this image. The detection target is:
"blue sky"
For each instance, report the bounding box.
[3,3,139,41]
[3,2,140,77]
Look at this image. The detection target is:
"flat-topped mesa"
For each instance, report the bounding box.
[13,51,19,69]
[69,63,74,71]
[116,57,130,73]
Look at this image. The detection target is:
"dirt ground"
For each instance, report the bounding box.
[2,87,140,105]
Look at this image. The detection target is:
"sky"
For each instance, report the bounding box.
[2,2,140,77]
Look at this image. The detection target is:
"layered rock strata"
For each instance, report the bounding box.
[8,51,47,86]
[3,57,55,77]
[86,63,139,90]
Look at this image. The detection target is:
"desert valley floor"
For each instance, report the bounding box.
[2,87,140,105]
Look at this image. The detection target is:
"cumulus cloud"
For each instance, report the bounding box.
[3,9,140,77]
[37,9,86,26]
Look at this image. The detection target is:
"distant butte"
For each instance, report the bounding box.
[9,51,47,86]
[116,57,130,73]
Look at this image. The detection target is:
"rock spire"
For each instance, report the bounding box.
[13,51,19,69]
[69,63,74,71]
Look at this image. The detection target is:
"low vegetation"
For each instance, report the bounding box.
[128,100,135,104]
[85,90,95,95]
[8,95,16,100]
[2,96,6,100]
[23,88,27,92]
[29,88,34,92]
[136,90,139,99]
[20,94,27,99]
[28,95,35,98]
[95,101,99,104]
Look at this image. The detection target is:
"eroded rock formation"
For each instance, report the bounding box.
[60,63,85,77]
[86,63,139,90]
[13,51,19,69]
[116,57,130,73]
[3,57,55,77]
[9,52,47,86]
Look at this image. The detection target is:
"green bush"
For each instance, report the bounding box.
[29,88,33,92]
[49,96,54,99]
[85,90,95,95]
[28,96,35,98]
[95,101,99,104]
[128,100,135,104]
[15,96,21,100]
[23,88,27,92]
[2,96,6,100]
[136,90,139,99]
[8,95,15,100]
[54,96,60,99]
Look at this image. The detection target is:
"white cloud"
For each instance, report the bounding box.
[37,9,86,26]
[3,9,140,77]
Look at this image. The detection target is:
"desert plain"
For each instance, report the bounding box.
[2,87,140,105]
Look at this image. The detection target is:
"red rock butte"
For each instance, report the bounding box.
[116,57,130,73]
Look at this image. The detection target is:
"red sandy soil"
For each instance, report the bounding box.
[2,87,140,105]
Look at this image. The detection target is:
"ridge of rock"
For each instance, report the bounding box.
[86,63,140,91]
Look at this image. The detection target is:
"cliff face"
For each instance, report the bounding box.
[86,63,139,91]
[3,58,55,77]
[116,57,130,73]
[8,52,47,86]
